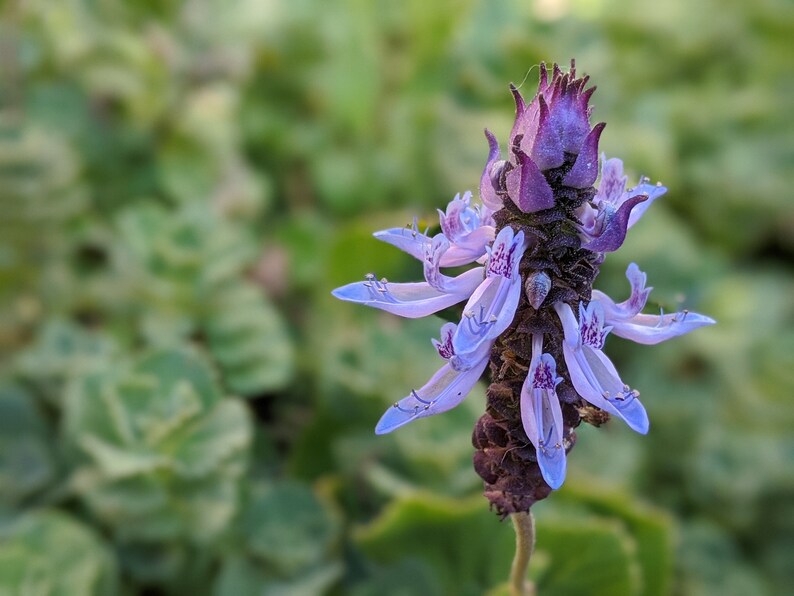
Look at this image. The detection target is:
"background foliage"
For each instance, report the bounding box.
[1,0,792,594]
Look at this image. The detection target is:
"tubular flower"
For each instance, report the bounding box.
[333,61,715,516]
[373,191,495,267]
[375,322,491,435]
[555,300,649,434]
[576,155,668,252]
[520,335,567,489]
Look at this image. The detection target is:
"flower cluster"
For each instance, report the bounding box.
[333,62,714,514]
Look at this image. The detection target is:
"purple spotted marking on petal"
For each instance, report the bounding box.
[487,228,521,278]
[533,353,558,389]
[431,322,458,360]
[578,301,611,349]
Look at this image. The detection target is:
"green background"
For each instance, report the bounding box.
[1,0,791,594]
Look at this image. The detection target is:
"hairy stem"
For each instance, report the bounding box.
[509,511,536,596]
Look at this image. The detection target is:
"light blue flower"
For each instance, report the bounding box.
[554,266,715,436]
[375,323,491,435]
[520,335,567,489]
[592,263,717,344]
[555,300,650,434]
[452,227,527,365]
[330,232,485,319]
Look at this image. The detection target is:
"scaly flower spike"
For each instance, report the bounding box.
[333,60,715,595]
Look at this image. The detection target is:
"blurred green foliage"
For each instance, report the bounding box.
[1,0,791,594]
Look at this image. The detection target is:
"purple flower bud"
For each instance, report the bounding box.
[507,61,603,177]
[525,271,552,310]
[491,61,608,216]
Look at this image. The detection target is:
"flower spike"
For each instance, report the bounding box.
[333,62,713,517]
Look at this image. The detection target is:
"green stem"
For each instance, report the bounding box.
[509,511,536,596]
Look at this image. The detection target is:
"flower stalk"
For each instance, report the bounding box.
[509,511,536,596]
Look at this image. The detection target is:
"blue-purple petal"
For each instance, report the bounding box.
[520,347,567,489]
[373,227,491,267]
[591,263,651,320]
[452,274,521,357]
[373,227,429,262]
[537,429,566,489]
[562,341,649,434]
[446,226,495,266]
[626,182,667,228]
[595,156,628,204]
[331,267,484,319]
[608,311,716,345]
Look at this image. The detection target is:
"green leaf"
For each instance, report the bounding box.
[0,510,118,596]
[0,384,55,505]
[355,493,640,596]
[354,494,515,596]
[161,400,253,478]
[63,348,252,543]
[205,285,295,396]
[350,559,444,596]
[133,348,222,412]
[15,320,117,401]
[532,516,639,596]
[676,521,769,596]
[214,556,342,596]
[556,483,675,596]
[241,482,339,575]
